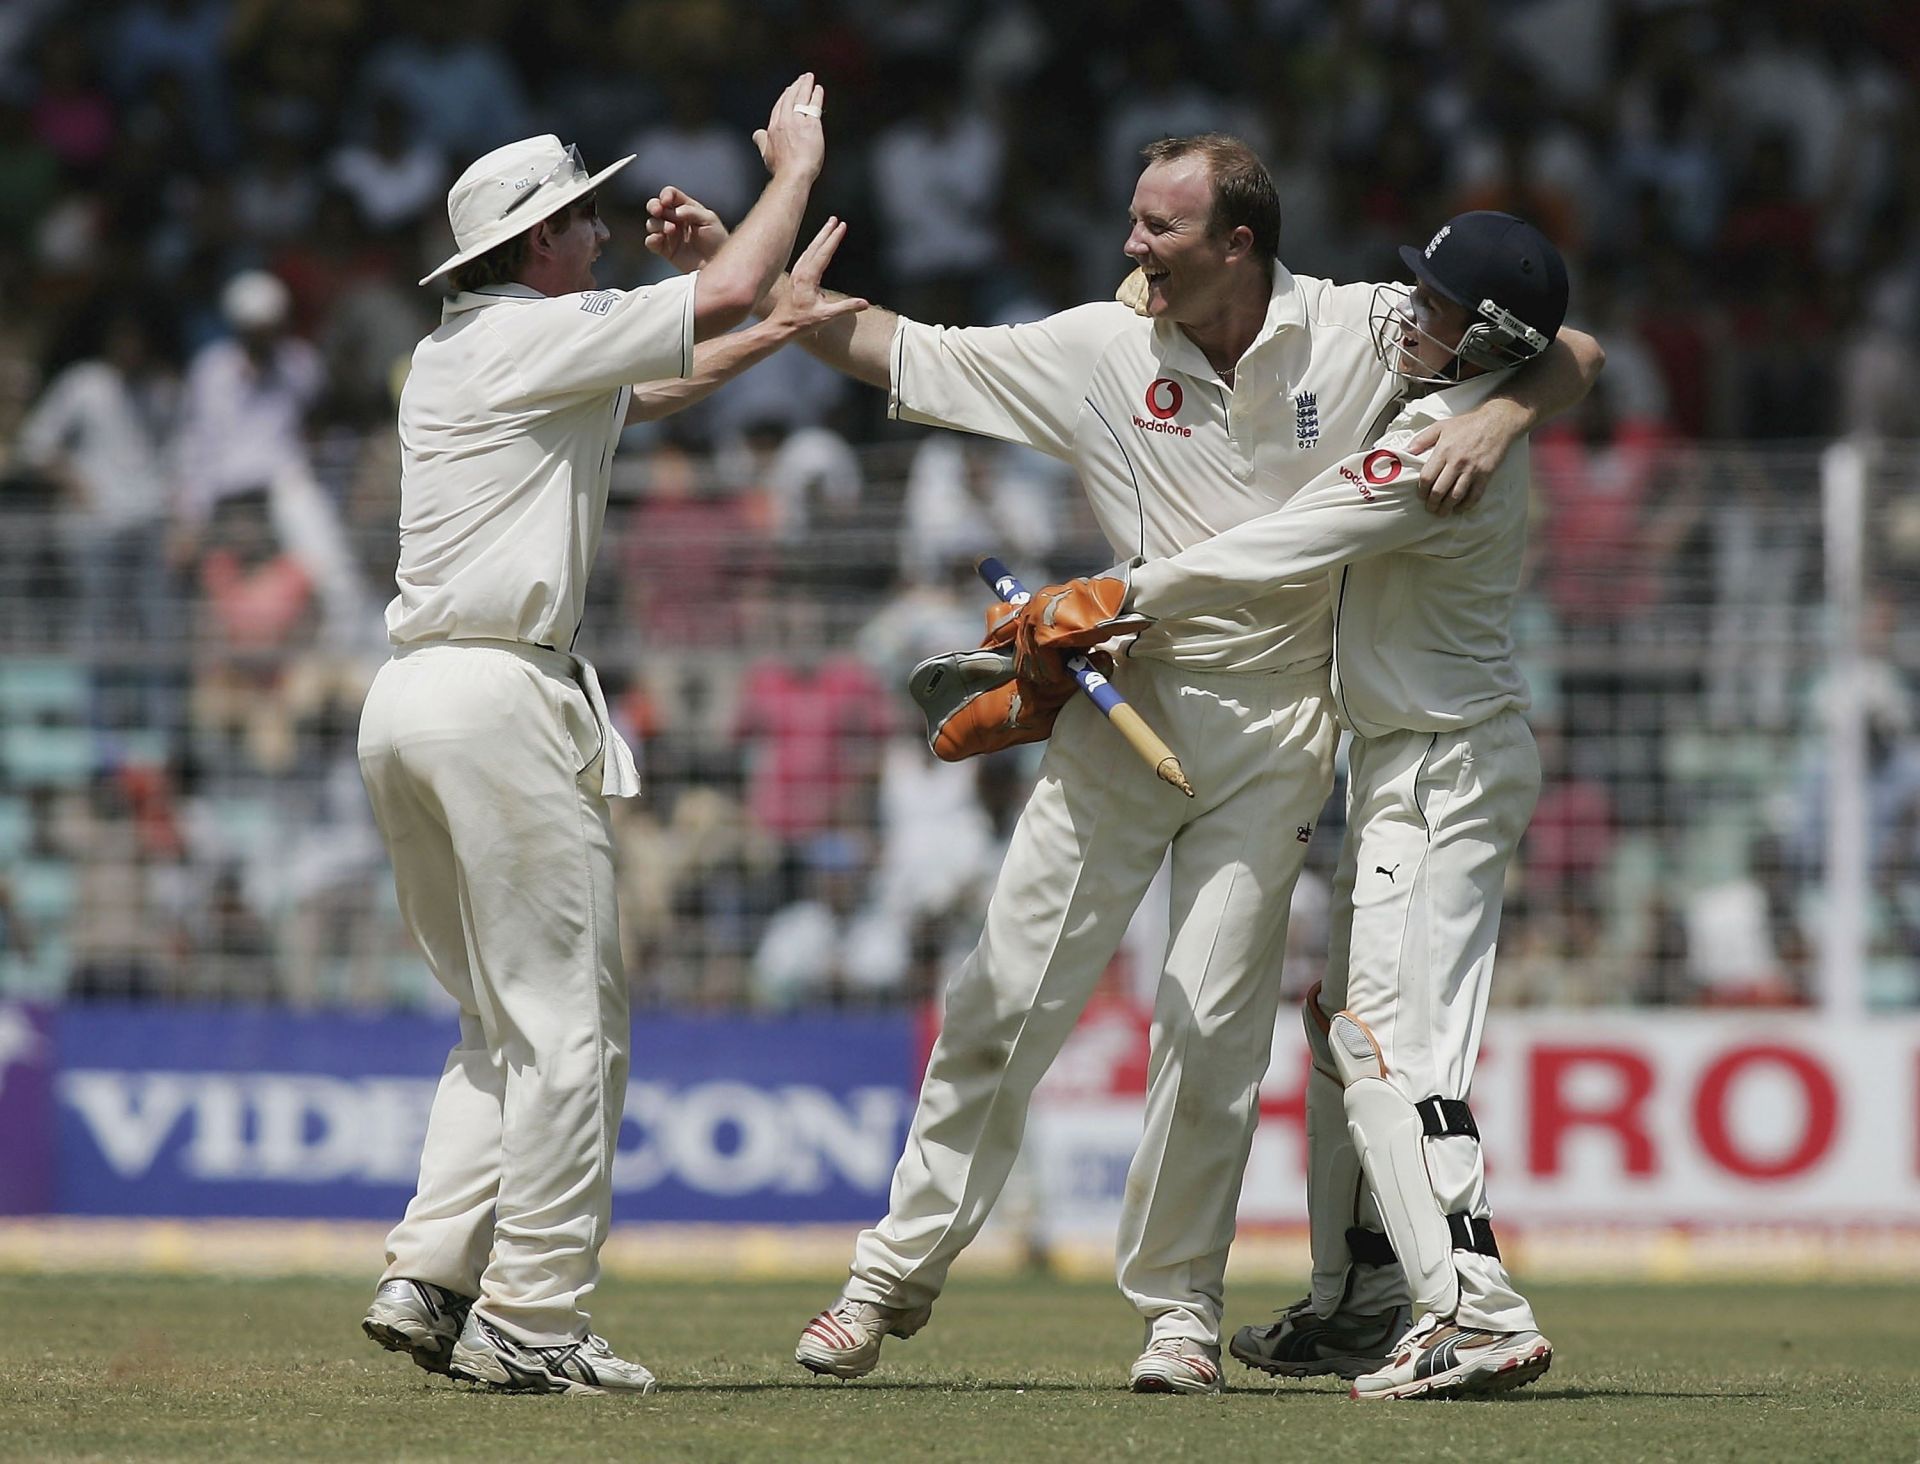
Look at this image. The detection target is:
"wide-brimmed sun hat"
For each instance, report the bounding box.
[419,135,634,286]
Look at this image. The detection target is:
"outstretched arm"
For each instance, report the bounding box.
[647,186,896,388]
[627,218,868,422]
[1415,327,1606,515]
[689,74,828,342]
[1126,440,1445,621]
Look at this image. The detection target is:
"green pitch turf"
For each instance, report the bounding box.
[4,1275,1916,1462]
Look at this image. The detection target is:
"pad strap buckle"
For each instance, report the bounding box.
[1446,1212,1501,1259]
[1417,1096,1480,1140]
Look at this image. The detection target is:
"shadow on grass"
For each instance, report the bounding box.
[1486,1387,1776,1402]
[661,1381,1104,1394]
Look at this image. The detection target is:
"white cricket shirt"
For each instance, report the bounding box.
[386,275,697,651]
[889,265,1401,675]
[1127,370,1531,737]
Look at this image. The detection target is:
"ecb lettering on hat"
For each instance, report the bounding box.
[420,135,635,287]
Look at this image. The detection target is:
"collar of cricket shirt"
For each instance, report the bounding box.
[442,282,549,319]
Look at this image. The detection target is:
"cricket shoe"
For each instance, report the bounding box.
[1230,1296,1410,1379]
[1348,1312,1552,1401]
[361,1278,474,1375]
[447,1311,657,1395]
[793,1297,934,1379]
[1128,1338,1224,1395]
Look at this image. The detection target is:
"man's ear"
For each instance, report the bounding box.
[1224,225,1256,262]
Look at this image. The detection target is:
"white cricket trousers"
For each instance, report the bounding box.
[357,640,628,1346]
[847,657,1338,1347]
[1311,711,1540,1332]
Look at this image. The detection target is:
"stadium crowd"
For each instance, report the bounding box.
[1,0,1918,1011]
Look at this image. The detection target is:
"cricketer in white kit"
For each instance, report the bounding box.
[635,137,1603,1391]
[1118,210,1584,1400]
[356,78,867,1394]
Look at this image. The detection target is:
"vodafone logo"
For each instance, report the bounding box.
[1133,377,1193,438]
[1363,449,1404,485]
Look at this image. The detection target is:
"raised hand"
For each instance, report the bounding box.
[766,217,868,335]
[644,187,729,272]
[752,72,826,182]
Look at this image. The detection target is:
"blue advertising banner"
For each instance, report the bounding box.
[0,1003,53,1214]
[50,1005,915,1222]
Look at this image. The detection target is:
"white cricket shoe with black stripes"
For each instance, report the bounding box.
[794,1297,934,1379]
[447,1311,658,1395]
[1128,1337,1225,1395]
[1349,1312,1552,1400]
[361,1278,474,1375]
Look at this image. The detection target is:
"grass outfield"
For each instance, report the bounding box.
[5,1276,1917,1462]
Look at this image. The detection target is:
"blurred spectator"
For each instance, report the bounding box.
[1453,77,1596,253]
[854,555,979,689]
[1611,67,1722,254]
[350,0,530,156]
[733,590,892,861]
[1629,243,1720,440]
[1532,376,1686,635]
[1841,224,1920,439]
[621,73,760,227]
[266,666,388,1006]
[65,768,184,1001]
[714,417,864,547]
[172,269,323,526]
[231,101,321,245]
[14,299,180,647]
[621,437,766,649]
[108,0,234,159]
[280,190,429,430]
[1498,886,1623,1008]
[689,333,852,445]
[617,784,779,1010]
[189,488,315,772]
[1682,833,1812,1007]
[869,57,1005,321]
[0,98,62,247]
[190,865,277,1001]
[897,433,1064,587]
[1099,33,1246,213]
[1519,723,1616,910]
[1701,444,1813,734]
[327,92,448,237]
[751,830,908,1008]
[29,23,116,177]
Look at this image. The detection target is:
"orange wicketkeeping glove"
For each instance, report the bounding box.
[1008,572,1149,689]
[907,641,1112,761]
[927,659,1079,760]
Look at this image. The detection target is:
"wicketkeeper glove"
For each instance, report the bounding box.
[1116,267,1150,316]
[907,644,1093,761]
[1006,570,1149,690]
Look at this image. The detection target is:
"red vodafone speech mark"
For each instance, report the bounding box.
[1363,449,1403,485]
[1145,378,1183,420]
